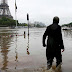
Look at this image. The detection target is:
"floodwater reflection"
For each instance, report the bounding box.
[0,28,72,72]
[0,29,15,70]
[27,35,30,55]
[15,36,18,69]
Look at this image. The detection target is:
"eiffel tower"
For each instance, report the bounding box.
[0,0,13,19]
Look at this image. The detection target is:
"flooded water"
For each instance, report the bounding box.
[0,28,72,72]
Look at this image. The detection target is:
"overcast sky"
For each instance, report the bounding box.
[8,0,72,25]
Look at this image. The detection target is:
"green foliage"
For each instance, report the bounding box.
[0,17,16,27]
[18,23,28,26]
[36,24,41,27]
[62,22,72,27]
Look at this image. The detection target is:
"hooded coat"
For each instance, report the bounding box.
[43,23,64,55]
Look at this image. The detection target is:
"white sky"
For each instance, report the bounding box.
[8,0,72,25]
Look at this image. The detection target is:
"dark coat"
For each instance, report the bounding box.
[43,23,64,53]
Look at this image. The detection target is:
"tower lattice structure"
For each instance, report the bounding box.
[0,0,13,19]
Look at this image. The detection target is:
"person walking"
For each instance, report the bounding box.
[42,16,64,69]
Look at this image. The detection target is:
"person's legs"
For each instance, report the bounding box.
[46,49,54,69]
[55,49,62,67]
[46,56,54,69]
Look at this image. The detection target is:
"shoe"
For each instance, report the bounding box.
[56,62,62,67]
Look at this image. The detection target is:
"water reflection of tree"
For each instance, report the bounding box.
[0,30,14,70]
[63,30,72,38]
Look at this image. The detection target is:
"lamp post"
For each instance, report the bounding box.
[27,13,29,36]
